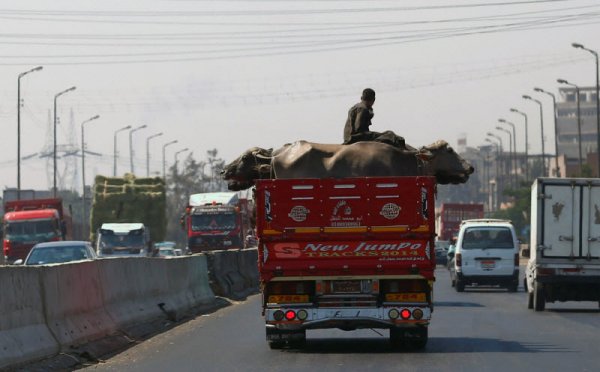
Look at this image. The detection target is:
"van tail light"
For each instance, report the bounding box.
[455,253,462,267]
[514,253,519,267]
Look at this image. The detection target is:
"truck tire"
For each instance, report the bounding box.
[268,340,285,350]
[527,291,534,309]
[533,281,545,312]
[455,279,465,292]
[523,278,528,293]
[507,281,518,293]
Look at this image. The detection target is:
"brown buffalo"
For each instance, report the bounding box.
[222,140,473,190]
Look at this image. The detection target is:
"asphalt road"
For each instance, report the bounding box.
[85,266,600,372]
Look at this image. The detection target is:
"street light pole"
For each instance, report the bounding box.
[113,125,131,176]
[495,127,514,188]
[17,66,43,199]
[129,124,147,175]
[534,87,560,177]
[146,132,164,177]
[53,86,76,197]
[174,148,190,174]
[485,138,501,212]
[81,114,100,239]
[572,43,600,176]
[487,132,504,186]
[557,79,583,176]
[498,118,517,186]
[510,108,529,180]
[523,95,546,177]
[162,140,178,179]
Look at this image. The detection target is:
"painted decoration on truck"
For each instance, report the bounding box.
[288,205,310,222]
[552,202,564,222]
[421,187,429,220]
[264,190,272,222]
[330,200,363,227]
[380,203,401,220]
[268,240,429,261]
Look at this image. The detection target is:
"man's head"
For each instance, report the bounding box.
[361,88,376,108]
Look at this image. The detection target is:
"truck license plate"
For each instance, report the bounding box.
[481,261,496,269]
[332,280,362,293]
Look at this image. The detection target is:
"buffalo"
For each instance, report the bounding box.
[221,140,474,191]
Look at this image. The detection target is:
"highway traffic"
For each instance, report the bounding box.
[84,265,600,372]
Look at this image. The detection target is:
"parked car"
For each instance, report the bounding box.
[14,241,97,265]
[450,219,520,292]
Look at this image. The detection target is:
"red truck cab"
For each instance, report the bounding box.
[183,192,251,252]
[2,198,66,263]
[255,176,436,349]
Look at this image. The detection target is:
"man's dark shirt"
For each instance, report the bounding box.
[343,102,373,144]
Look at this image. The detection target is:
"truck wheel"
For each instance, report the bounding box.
[268,341,285,350]
[507,281,518,293]
[534,281,545,312]
[455,279,465,292]
[390,327,428,350]
[527,291,534,309]
[523,278,528,293]
[288,330,307,349]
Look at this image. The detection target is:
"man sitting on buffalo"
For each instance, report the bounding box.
[343,88,407,149]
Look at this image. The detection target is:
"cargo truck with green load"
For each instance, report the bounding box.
[89,175,166,257]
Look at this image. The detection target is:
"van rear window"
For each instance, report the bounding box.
[461,227,514,249]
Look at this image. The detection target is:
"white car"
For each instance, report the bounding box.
[451,219,520,292]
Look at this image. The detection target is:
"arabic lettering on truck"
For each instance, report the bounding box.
[2,198,66,264]
[256,176,436,349]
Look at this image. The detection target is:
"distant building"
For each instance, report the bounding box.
[556,86,599,177]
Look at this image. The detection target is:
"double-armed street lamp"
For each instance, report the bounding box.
[113,125,131,176]
[557,79,583,175]
[81,115,100,238]
[129,125,147,175]
[53,86,77,197]
[162,140,178,179]
[509,108,529,180]
[534,87,560,177]
[17,66,43,199]
[522,95,547,177]
[572,42,600,176]
[146,132,164,177]
[498,118,517,186]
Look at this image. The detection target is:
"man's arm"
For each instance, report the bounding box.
[354,107,371,133]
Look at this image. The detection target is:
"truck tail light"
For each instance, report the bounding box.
[297,310,308,321]
[388,309,399,319]
[285,310,296,321]
[400,309,411,320]
[456,253,462,267]
[273,310,284,321]
[537,268,555,276]
[412,308,424,320]
[3,240,11,257]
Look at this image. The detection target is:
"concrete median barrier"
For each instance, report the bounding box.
[206,249,259,300]
[40,261,117,347]
[0,267,59,369]
[237,248,259,290]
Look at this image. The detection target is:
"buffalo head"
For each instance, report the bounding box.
[418,141,474,184]
[221,147,272,190]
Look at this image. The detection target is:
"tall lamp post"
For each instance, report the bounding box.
[496,126,514,188]
[523,95,547,177]
[557,79,583,176]
[174,148,190,174]
[17,66,43,199]
[485,138,500,212]
[53,86,76,197]
[113,125,131,176]
[146,132,163,177]
[510,108,529,180]
[487,132,504,182]
[81,114,100,239]
[498,118,517,186]
[129,124,147,175]
[572,43,600,176]
[534,87,560,177]
[162,140,178,179]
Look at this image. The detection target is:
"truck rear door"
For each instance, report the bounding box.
[540,180,600,259]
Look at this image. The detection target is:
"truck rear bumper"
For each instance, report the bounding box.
[536,275,600,284]
[457,270,519,285]
[265,306,431,331]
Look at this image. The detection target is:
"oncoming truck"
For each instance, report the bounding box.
[2,198,67,264]
[96,223,151,257]
[182,192,250,252]
[255,176,436,349]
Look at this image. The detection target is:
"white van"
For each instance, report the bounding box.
[450,219,520,292]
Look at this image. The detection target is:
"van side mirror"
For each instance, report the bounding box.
[13,259,24,265]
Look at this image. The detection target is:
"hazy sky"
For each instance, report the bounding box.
[1,0,599,192]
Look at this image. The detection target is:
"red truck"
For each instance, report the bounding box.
[182,192,251,252]
[437,203,484,241]
[255,176,436,349]
[2,198,68,263]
